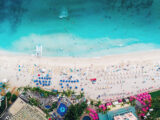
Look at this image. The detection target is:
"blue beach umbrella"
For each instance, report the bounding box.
[60,80,62,82]
[77,80,79,82]
[75,86,78,89]
[70,86,72,89]
[63,80,65,82]
[39,81,42,85]
[67,84,69,86]
[81,88,84,91]
[61,86,64,89]
[69,76,72,79]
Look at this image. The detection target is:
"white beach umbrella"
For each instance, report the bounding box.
[2,78,8,83]
[40,68,46,73]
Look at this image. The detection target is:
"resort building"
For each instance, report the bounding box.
[8,97,47,120]
[114,112,137,120]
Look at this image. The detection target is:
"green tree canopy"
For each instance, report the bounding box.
[11,94,17,102]
[6,92,11,100]
[65,102,88,120]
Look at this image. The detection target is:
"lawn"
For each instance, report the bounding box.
[150,90,160,98]
[148,90,160,120]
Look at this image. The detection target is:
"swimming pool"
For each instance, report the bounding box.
[0,0,160,57]
[82,116,91,120]
[98,106,137,120]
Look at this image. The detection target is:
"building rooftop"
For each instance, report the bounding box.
[9,97,27,115]
[8,97,47,120]
[114,112,137,120]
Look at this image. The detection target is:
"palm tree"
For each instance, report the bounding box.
[23,86,30,93]
[61,90,66,97]
[121,103,124,107]
[90,100,94,105]
[66,90,72,97]
[2,83,9,89]
[97,100,101,106]
[80,92,84,98]
[71,90,75,95]
[95,100,102,107]
[17,87,22,92]
[107,108,111,111]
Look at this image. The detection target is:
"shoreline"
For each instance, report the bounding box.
[1,49,160,102]
[1,49,160,65]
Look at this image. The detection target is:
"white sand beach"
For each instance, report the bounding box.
[1,50,160,102]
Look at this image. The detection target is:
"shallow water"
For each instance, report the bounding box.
[0,0,160,57]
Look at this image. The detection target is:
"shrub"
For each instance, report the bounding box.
[6,92,11,100]
[11,94,17,102]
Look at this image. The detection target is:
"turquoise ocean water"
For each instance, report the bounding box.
[0,0,160,57]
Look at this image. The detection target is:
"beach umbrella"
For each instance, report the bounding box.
[70,86,72,89]
[69,76,72,79]
[75,86,78,89]
[77,80,79,82]
[63,80,65,82]
[60,80,62,82]
[61,86,64,89]
[40,68,46,73]
[2,79,8,83]
[67,84,69,86]
[81,88,84,91]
